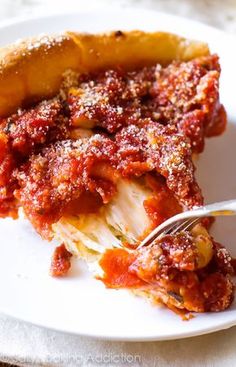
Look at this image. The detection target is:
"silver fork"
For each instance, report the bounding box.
[137,199,236,249]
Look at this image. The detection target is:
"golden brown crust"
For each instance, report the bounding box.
[0,34,80,116]
[0,30,209,117]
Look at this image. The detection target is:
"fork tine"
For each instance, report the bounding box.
[170,217,200,235]
[165,218,191,235]
[181,217,201,232]
[138,218,186,248]
[138,218,185,248]
[138,216,201,249]
[158,220,182,236]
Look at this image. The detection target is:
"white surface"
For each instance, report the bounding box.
[2,312,236,367]
[0,9,236,343]
[1,0,236,33]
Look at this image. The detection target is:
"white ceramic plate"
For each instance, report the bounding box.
[0,9,236,341]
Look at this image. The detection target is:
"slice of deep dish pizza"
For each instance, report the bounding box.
[0,31,234,317]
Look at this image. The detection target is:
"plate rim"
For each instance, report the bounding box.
[0,308,236,341]
[0,7,230,37]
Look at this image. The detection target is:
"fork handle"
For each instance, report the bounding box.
[191,199,236,218]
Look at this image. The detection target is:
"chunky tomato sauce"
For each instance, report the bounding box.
[143,174,182,228]
[0,53,232,311]
[99,235,234,313]
[0,54,226,235]
[50,243,72,277]
[98,248,146,288]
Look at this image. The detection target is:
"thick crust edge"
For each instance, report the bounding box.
[0,30,209,117]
